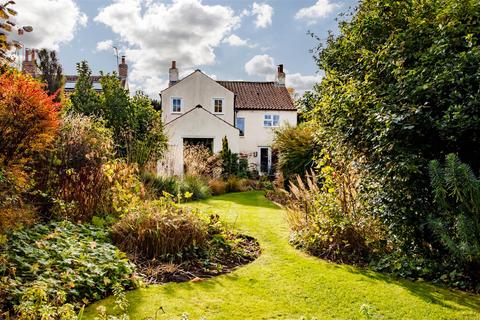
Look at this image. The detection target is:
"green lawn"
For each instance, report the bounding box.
[84,191,480,319]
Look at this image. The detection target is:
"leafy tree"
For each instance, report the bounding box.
[69,60,100,115]
[71,65,167,168]
[98,72,132,148]
[295,91,319,123]
[37,49,65,101]
[309,0,480,249]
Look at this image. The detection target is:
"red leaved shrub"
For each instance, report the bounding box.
[0,71,60,232]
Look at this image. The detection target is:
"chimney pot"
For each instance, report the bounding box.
[276,64,285,87]
[169,60,179,86]
[121,55,125,64]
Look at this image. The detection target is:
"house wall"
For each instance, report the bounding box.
[161,71,235,125]
[158,107,240,176]
[236,110,297,171]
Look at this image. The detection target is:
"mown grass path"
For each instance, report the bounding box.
[85,191,480,319]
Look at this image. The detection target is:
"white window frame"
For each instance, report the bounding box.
[263,114,280,127]
[171,97,182,113]
[213,98,224,114]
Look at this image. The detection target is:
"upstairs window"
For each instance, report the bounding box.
[171,98,182,113]
[236,117,245,136]
[213,98,223,113]
[264,114,280,127]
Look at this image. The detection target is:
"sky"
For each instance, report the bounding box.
[12,0,359,98]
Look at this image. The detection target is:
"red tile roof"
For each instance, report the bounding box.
[217,81,296,111]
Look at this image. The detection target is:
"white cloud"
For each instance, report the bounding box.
[244,54,321,93]
[295,0,340,24]
[286,72,322,94]
[223,34,255,48]
[251,2,273,28]
[244,54,276,80]
[95,0,240,97]
[96,39,114,52]
[13,0,87,50]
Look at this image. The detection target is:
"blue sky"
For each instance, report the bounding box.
[14,0,358,97]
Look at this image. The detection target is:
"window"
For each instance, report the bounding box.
[171,98,182,113]
[236,117,245,136]
[263,114,280,127]
[213,98,223,113]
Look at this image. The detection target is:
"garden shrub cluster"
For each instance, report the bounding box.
[276,0,480,291]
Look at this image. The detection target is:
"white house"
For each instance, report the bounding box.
[158,61,297,176]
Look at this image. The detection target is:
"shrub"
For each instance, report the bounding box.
[208,179,227,195]
[178,176,211,201]
[225,176,247,193]
[141,172,178,197]
[286,170,386,264]
[429,154,480,278]
[0,221,138,318]
[0,71,60,169]
[272,123,317,184]
[0,71,60,232]
[184,144,223,179]
[36,113,114,220]
[111,200,208,261]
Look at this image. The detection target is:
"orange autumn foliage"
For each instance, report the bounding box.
[0,71,60,168]
[0,70,61,232]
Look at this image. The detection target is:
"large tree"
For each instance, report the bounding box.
[310,0,480,249]
[37,49,65,101]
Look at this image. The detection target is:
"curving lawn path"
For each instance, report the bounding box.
[85,191,480,319]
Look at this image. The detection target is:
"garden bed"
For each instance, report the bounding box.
[133,233,260,284]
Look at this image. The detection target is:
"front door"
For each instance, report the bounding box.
[260,147,269,174]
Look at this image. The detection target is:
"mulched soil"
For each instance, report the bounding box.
[131,234,261,284]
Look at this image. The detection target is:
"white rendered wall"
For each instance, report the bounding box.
[236,110,297,171]
[161,71,235,126]
[159,106,240,176]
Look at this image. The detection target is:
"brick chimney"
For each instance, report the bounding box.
[169,60,179,86]
[118,55,128,83]
[22,48,38,77]
[276,64,285,87]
